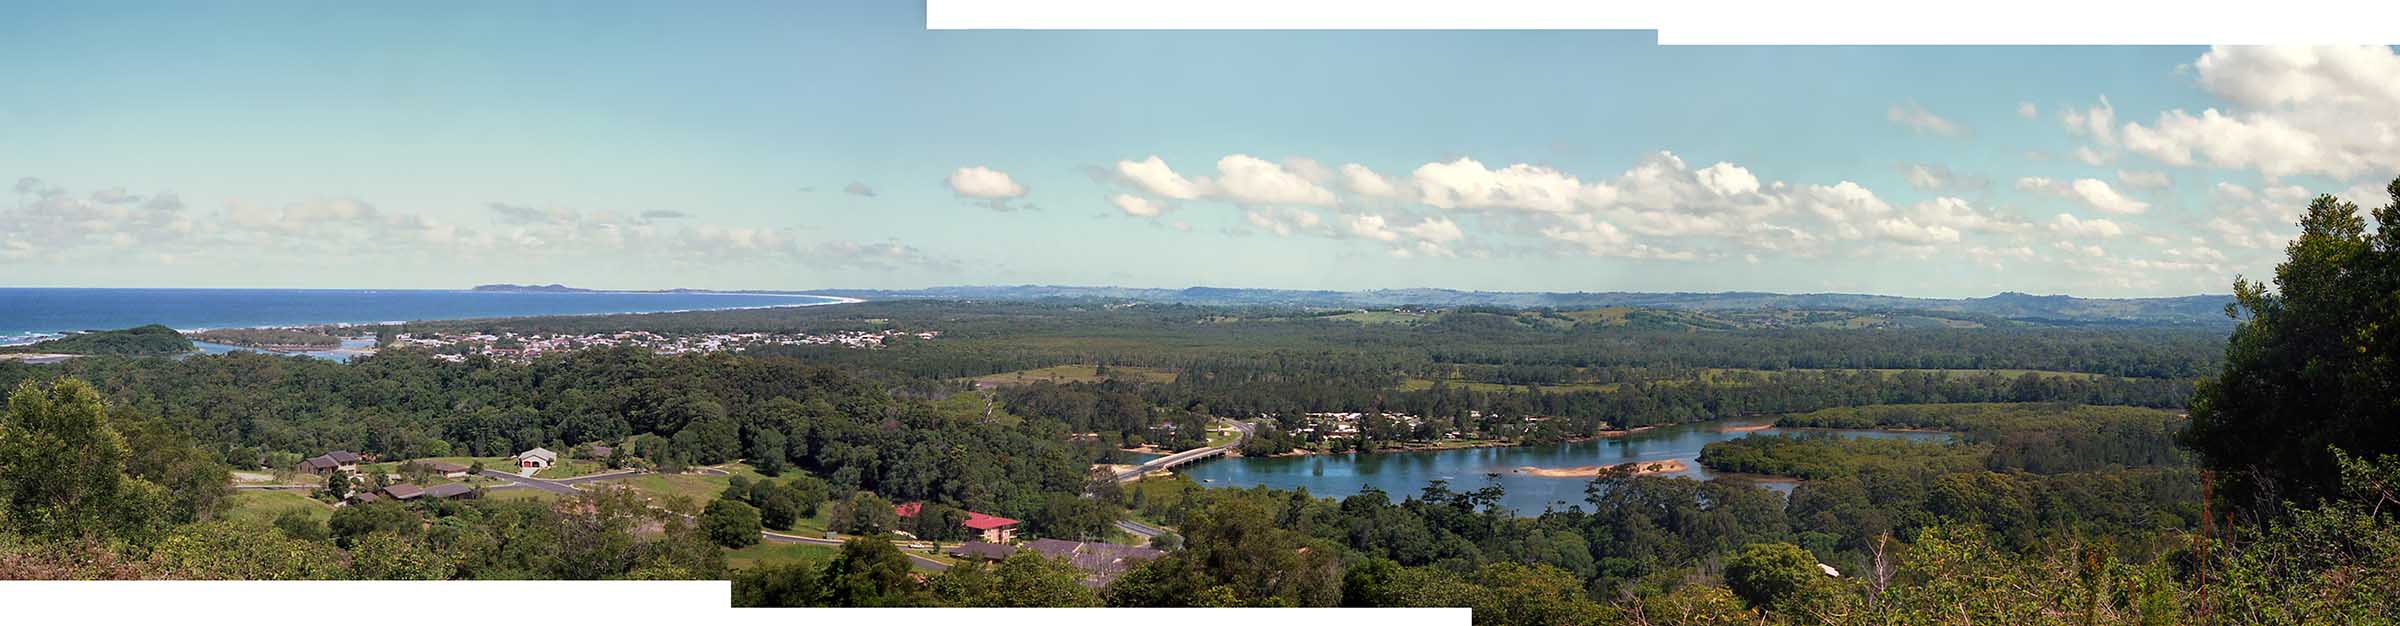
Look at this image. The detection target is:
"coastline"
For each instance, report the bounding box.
[0,290,863,352]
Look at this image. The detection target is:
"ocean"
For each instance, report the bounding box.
[0,288,847,344]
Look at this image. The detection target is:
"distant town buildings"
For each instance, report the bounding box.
[390,328,940,363]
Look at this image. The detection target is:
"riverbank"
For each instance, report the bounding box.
[1512,458,1690,478]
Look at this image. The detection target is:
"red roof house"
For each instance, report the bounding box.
[963,512,1020,543]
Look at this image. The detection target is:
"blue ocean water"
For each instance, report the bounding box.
[0,288,845,343]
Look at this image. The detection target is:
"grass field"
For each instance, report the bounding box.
[485,488,564,502]
[620,463,768,503]
[966,363,1177,387]
[224,490,331,525]
[725,541,840,570]
[1326,310,1439,324]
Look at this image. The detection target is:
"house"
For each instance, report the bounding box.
[409,460,472,479]
[423,483,476,499]
[895,503,1021,543]
[963,512,1021,543]
[351,492,382,505]
[516,447,557,470]
[380,483,426,501]
[296,456,341,475]
[295,450,363,475]
[947,541,1019,562]
[1021,539,1164,588]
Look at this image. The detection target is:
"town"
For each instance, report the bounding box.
[388,328,942,363]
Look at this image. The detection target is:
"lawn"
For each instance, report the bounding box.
[725,541,840,570]
[485,488,563,502]
[620,463,768,503]
[224,490,331,525]
[966,363,1177,387]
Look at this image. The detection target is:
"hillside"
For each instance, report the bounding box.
[0,324,194,356]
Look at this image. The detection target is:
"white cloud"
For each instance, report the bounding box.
[2060,96,2118,145]
[2116,46,2400,180]
[2116,170,2172,190]
[1887,99,1965,137]
[2020,177,2150,214]
[1213,154,1338,206]
[1115,156,1208,200]
[1110,194,1163,217]
[946,166,1027,200]
[1411,157,1604,214]
[1340,163,1405,199]
[2050,213,2126,239]
[2017,102,2039,118]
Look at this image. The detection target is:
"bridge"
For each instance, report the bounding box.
[1112,419,1254,483]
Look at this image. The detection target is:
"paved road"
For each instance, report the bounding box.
[234,484,318,491]
[1114,519,1167,539]
[475,469,581,495]
[762,530,951,572]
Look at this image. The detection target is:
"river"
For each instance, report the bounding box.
[1173,420,1949,513]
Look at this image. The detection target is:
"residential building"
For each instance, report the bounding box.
[516,447,557,470]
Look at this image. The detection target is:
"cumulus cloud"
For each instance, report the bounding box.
[2116,170,2172,190]
[1115,156,1208,200]
[1213,154,1337,206]
[1110,193,1163,217]
[946,166,1029,210]
[640,209,689,220]
[1340,163,1405,199]
[2050,213,2126,239]
[1887,99,1966,137]
[1901,163,1984,192]
[2115,46,2400,180]
[2018,177,2150,214]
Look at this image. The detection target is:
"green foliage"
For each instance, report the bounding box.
[926,550,1102,607]
[1724,542,1829,614]
[147,521,342,579]
[829,491,899,535]
[2186,179,2400,516]
[0,379,170,544]
[0,325,192,356]
[702,498,763,548]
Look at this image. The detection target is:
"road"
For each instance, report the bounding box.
[1114,519,1167,539]
[476,469,582,495]
[762,530,951,571]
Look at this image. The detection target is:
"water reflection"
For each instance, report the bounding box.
[1174,420,1948,514]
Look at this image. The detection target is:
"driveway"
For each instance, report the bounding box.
[476,469,580,495]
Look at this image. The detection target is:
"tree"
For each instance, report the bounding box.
[752,482,802,531]
[327,501,419,549]
[0,379,168,543]
[1723,542,1828,616]
[147,521,342,580]
[830,491,899,535]
[733,561,823,607]
[2185,179,2400,516]
[928,550,1100,607]
[321,470,350,501]
[348,532,453,579]
[702,498,763,548]
[818,535,925,606]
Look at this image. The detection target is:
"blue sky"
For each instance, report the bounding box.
[3,2,2395,297]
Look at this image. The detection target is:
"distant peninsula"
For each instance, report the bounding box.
[472,283,597,293]
[0,324,194,357]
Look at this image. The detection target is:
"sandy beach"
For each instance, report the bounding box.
[1513,458,1690,478]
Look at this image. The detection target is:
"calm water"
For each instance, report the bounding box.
[0,288,845,344]
[1178,421,1948,513]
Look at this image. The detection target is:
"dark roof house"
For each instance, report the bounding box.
[381,483,426,500]
[1022,539,1164,588]
[325,450,362,464]
[424,483,476,499]
[947,541,1020,562]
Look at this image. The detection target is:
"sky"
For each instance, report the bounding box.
[2,2,2396,297]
